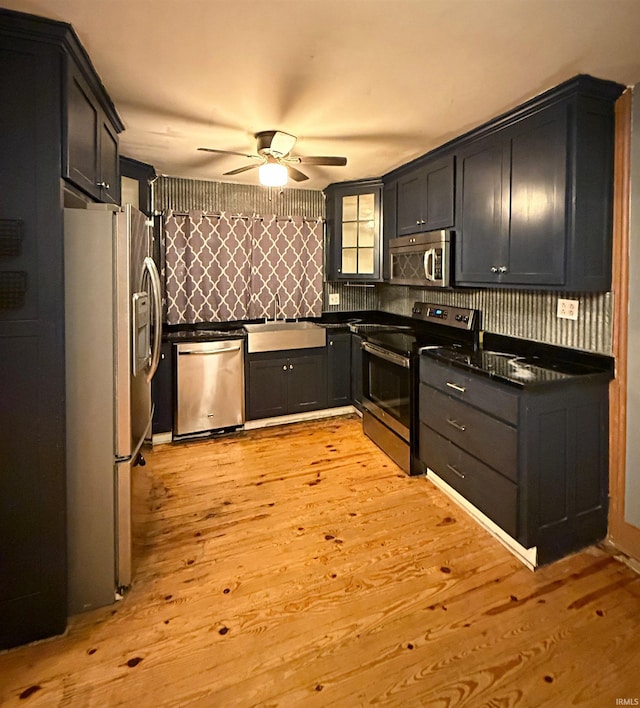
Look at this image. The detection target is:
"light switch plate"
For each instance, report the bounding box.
[557,298,579,320]
[329,293,340,305]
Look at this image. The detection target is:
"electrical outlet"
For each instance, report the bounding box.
[557,298,579,320]
[329,293,340,306]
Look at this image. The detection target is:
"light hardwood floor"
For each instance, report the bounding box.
[1,415,639,706]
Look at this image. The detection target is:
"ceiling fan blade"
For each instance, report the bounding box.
[293,156,348,166]
[286,165,309,182]
[198,147,259,159]
[223,163,261,176]
[269,131,297,157]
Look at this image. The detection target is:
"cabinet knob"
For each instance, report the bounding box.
[282,365,287,371]
[289,364,294,370]
[491,266,498,273]
[499,266,508,273]
[96,181,110,189]
[416,221,420,225]
[330,341,334,346]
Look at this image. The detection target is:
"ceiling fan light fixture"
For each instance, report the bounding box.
[259,161,288,187]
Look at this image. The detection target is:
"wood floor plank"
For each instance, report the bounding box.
[1,415,639,706]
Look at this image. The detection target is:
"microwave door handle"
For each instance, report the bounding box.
[424,248,436,281]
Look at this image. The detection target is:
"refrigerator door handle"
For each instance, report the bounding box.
[144,256,162,382]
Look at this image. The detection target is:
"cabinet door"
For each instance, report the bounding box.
[99,118,120,204]
[246,357,288,420]
[396,157,455,237]
[351,334,363,410]
[152,342,173,435]
[326,181,383,282]
[455,135,507,284]
[424,155,455,230]
[0,37,67,649]
[287,353,327,413]
[504,106,567,285]
[64,61,120,204]
[327,332,351,406]
[396,171,424,236]
[382,181,397,280]
[65,62,100,198]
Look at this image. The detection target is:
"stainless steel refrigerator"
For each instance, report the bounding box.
[64,204,162,614]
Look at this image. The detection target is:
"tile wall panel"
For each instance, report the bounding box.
[154,176,324,218]
[377,284,613,354]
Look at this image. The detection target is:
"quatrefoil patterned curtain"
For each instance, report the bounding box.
[164,210,323,325]
[249,215,323,320]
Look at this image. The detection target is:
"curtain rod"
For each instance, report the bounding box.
[163,210,323,223]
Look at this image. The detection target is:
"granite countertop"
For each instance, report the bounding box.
[420,332,614,389]
[162,310,404,342]
[163,325,247,343]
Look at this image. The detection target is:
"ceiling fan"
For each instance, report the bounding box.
[197,130,347,186]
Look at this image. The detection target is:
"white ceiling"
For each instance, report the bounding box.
[5,0,640,190]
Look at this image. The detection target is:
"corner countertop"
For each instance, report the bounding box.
[420,332,614,389]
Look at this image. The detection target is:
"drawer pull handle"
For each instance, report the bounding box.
[446,417,466,432]
[446,464,465,479]
[446,382,466,393]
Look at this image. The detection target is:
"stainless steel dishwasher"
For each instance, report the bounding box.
[175,339,245,436]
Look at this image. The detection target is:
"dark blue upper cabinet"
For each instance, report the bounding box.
[454,75,624,291]
[395,155,455,237]
[324,179,384,282]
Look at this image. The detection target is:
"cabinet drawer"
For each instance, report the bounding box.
[420,424,518,537]
[420,357,519,424]
[420,384,518,482]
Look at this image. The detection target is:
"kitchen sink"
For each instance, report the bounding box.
[245,320,326,353]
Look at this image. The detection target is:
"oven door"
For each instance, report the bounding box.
[361,341,411,441]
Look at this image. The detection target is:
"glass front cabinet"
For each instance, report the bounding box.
[324,179,383,282]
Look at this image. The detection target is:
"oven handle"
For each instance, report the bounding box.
[362,341,411,368]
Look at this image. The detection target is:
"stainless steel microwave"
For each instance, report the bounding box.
[388,230,452,287]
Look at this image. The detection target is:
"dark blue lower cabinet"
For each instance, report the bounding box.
[246,349,327,420]
[419,359,609,566]
[327,332,352,407]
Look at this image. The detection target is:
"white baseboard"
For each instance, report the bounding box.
[151,407,357,444]
[426,468,538,570]
[244,405,356,431]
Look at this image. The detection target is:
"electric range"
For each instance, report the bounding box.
[357,303,481,475]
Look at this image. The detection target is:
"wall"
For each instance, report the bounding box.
[154,175,324,218]
[625,86,640,526]
[156,175,613,355]
[377,285,613,354]
[324,281,613,354]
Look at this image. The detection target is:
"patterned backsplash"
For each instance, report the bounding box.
[324,281,613,354]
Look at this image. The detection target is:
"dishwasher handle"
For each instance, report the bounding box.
[178,343,243,355]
